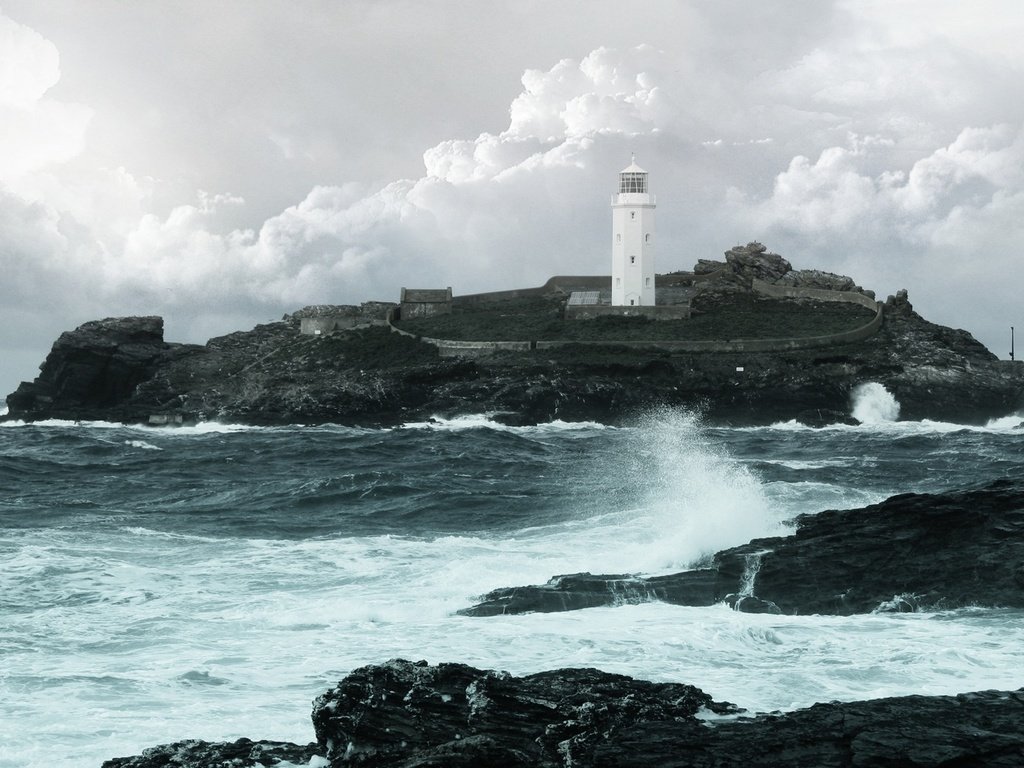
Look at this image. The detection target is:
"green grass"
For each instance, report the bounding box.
[395,293,875,343]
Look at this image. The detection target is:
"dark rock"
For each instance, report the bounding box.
[723,241,792,284]
[463,479,1024,616]
[4,316,198,423]
[723,593,782,614]
[101,661,1024,767]
[599,688,1024,768]
[311,659,735,767]
[100,738,322,768]
[693,258,727,275]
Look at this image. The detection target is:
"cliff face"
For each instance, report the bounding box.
[4,264,1023,427]
[4,317,198,421]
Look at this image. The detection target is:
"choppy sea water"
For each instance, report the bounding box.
[2,387,1024,768]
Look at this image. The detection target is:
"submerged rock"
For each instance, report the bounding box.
[462,479,1024,617]
[104,660,1024,767]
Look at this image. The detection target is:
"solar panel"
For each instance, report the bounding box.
[568,291,600,306]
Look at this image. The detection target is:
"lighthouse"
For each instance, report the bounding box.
[611,155,655,306]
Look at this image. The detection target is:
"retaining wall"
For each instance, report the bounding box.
[751,279,879,311]
[388,277,884,356]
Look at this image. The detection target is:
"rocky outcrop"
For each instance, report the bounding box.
[101,739,321,768]
[462,479,1024,617]
[3,317,200,422]
[102,659,1024,767]
[724,241,791,284]
[312,660,733,767]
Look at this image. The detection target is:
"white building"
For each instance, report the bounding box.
[611,156,655,306]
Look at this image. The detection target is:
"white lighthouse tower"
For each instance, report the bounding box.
[611,155,655,306]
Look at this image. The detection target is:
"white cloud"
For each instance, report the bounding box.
[0,13,92,183]
[4,1,1024,398]
[734,124,1024,245]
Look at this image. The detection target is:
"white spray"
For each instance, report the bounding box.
[599,407,782,573]
[851,382,901,424]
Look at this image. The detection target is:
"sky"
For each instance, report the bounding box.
[2,0,1024,399]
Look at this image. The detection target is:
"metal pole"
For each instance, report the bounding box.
[1012,326,1015,361]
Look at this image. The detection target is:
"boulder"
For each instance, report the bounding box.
[101,739,321,768]
[723,241,792,284]
[311,659,731,767]
[776,268,870,296]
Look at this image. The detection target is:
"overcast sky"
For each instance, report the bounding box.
[3,1,1024,400]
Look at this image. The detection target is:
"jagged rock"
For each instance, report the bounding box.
[723,241,792,284]
[693,258,727,274]
[311,659,736,767]
[462,479,1024,617]
[886,288,913,311]
[776,268,871,296]
[109,661,1024,767]
[101,738,322,768]
[598,688,1024,767]
[3,316,196,422]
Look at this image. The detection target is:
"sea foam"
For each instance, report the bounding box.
[851,382,901,424]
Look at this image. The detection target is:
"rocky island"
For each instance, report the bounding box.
[4,244,1023,427]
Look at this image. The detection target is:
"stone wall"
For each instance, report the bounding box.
[751,279,879,310]
[295,303,393,335]
[387,274,884,357]
[400,287,453,319]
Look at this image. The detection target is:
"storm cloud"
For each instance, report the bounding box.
[2,1,1023,397]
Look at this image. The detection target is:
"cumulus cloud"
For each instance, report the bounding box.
[3,1,1024,397]
[733,124,1024,246]
[0,13,92,182]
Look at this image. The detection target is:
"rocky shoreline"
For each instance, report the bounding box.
[461,479,1024,617]
[102,660,1024,768]
[100,482,1024,767]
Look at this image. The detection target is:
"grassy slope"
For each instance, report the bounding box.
[395,294,876,343]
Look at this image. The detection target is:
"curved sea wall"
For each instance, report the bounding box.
[389,277,884,357]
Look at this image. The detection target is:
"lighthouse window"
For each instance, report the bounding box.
[630,255,636,264]
[616,278,621,287]
[630,211,635,219]
[616,234,621,242]
[645,277,651,287]
[619,172,647,194]
[645,233,650,242]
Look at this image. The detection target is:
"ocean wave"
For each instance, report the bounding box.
[400,413,614,434]
[758,414,1024,435]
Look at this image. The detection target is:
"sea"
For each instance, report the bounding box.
[2,383,1024,767]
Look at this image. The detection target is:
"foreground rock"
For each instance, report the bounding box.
[104,659,1024,767]
[5,247,1023,427]
[462,479,1024,616]
[102,739,321,768]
